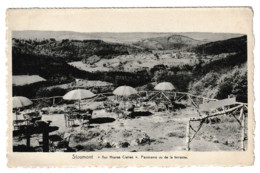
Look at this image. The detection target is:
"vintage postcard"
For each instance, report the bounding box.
[6,8,254,167]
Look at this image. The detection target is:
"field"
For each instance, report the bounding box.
[47,79,113,90]
[69,53,198,73]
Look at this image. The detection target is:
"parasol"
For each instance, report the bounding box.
[63,89,96,110]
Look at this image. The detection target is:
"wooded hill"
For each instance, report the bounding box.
[12,38,148,62]
[190,35,247,55]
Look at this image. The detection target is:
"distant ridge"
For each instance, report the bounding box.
[12,30,243,44]
[133,34,208,50]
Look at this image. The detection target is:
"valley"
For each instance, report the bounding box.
[12,32,247,102]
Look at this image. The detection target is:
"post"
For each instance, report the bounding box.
[240,107,245,151]
[26,134,30,149]
[188,95,198,108]
[42,123,50,152]
[187,95,192,105]
[227,95,230,109]
[53,98,55,105]
[25,127,31,150]
[185,120,191,151]
[64,114,67,127]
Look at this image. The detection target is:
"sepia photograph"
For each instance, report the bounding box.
[6,8,254,167]
[11,31,248,152]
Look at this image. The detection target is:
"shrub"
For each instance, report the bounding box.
[36,87,67,98]
[216,67,247,102]
[190,72,219,96]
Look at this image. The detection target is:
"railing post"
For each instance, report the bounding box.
[240,107,245,151]
[185,119,191,151]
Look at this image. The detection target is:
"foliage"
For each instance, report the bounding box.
[191,36,247,55]
[12,38,146,62]
[216,66,247,102]
[152,69,192,92]
[189,65,247,102]
[36,87,67,98]
[190,72,220,96]
[12,53,90,85]
[12,82,47,98]
[94,71,151,87]
[192,52,247,77]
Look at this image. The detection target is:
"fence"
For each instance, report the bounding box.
[30,90,247,109]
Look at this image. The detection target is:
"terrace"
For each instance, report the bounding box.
[12,85,248,152]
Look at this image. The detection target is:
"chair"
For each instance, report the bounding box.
[64,113,75,127]
[125,111,133,119]
[13,120,24,130]
[81,119,90,130]
[157,103,166,112]
[127,105,135,113]
[87,109,93,117]
[56,133,72,151]
[23,114,32,125]
[114,108,124,119]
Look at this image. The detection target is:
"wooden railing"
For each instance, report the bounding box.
[30,91,247,107]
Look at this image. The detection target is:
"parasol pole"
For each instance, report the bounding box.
[16,108,20,120]
[78,100,81,111]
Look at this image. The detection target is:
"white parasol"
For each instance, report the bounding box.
[13,96,33,120]
[154,82,175,102]
[63,89,96,110]
[113,86,138,97]
[154,82,175,91]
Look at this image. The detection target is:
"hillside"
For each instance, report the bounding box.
[146,35,248,102]
[12,38,147,62]
[133,35,207,51]
[187,36,248,102]
[12,52,152,98]
[190,35,247,55]
[12,53,92,84]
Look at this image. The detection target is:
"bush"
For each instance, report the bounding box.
[216,67,247,102]
[190,72,219,96]
[152,70,192,92]
[36,87,67,98]
[189,65,247,102]
[146,83,154,91]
